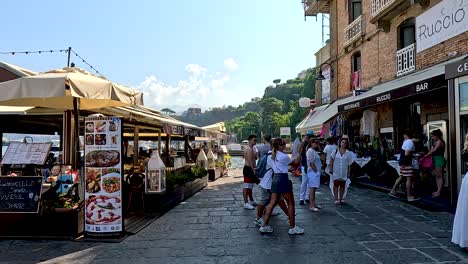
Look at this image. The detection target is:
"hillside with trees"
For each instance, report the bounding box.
[176,68,316,141]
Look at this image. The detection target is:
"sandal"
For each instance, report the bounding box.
[334,200,340,205]
[309,207,320,212]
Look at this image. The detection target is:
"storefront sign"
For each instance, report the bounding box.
[445,57,468,79]
[0,176,42,213]
[84,116,123,234]
[338,75,446,112]
[280,127,291,136]
[416,0,468,53]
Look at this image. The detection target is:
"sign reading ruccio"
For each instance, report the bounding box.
[416,0,468,53]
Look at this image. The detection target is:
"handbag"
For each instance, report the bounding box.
[419,155,434,170]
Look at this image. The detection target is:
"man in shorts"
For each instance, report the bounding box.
[243,135,258,209]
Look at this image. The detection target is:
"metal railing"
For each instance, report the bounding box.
[371,0,396,18]
[344,15,364,46]
[396,43,415,77]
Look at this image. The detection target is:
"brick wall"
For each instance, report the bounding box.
[328,0,467,100]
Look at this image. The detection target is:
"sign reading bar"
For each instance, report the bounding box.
[416,0,468,53]
[0,176,42,213]
[446,57,468,79]
[338,75,446,112]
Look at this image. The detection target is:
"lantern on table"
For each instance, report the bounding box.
[196,149,208,169]
[145,152,166,193]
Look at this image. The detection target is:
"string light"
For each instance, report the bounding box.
[0,48,105,77]
[0,49,67,55]
[70,49,104,77]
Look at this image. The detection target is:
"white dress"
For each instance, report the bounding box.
[452,172,468,248]
[329,150,353,199]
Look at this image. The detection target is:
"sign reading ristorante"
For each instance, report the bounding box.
[338,75,445,112]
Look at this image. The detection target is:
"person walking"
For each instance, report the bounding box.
[389,129,419,202]
[257,134,272,159]
[329,137,353,205]
[243,135,258,210]
[255,148,289,226]
[260,138,304,235]
[297,132,314,205]
[424,129,446,198]
[452,133,468,251]
[307,138,322,211]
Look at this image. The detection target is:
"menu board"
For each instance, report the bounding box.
[1,142,51,165]
[0,176,42,213]
[84,117,123,234]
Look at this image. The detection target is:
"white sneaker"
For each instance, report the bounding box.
[244,203,255,210]
[288,225,304,235]
[254,218,263,227]
[250,201,258,206]
[271,210,280,216]
[259,225,273,233]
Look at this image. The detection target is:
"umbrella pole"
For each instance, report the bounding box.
[73,97,80,170]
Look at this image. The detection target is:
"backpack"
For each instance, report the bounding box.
[256,153,272,179]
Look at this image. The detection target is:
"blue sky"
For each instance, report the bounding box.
[1,1,324,112]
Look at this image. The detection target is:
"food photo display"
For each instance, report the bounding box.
[84,117,123,233]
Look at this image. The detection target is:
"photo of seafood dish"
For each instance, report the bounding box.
[86,168,101,193]
[95,121,107,133]
[85,122,94,133]
[95,134,107,145]
[102,173,120,193]
[109,121,118,132]
[86,150,120,167]
[86,134,94,145]
[85,195,121,224]
[102,168,120,175]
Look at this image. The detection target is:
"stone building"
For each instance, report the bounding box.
[298,0,468,206]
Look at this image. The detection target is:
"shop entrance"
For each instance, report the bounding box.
[456,76,468,192]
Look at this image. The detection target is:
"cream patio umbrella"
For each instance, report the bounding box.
[0,67,144,168]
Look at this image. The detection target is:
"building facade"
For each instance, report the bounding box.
[301,0,468,206]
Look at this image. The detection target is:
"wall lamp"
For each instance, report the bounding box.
[315,62,334,81]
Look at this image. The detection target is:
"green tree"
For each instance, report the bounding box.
[161,108,176,115]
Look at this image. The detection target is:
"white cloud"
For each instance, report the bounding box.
[223,57,239,71]
[134,58,239,112]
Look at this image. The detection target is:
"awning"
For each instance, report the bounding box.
[337,56,466,113]
[295,104,329,134]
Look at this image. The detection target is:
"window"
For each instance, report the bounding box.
[352,52,361,72]
[349,0,362,23]
[398,19,415,49]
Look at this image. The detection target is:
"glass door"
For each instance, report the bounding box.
[455,76,468,192]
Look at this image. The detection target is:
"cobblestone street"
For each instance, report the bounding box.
[1,169,467,264]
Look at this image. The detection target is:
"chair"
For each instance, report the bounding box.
[127,172,145,213]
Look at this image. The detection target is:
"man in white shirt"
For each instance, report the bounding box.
[323,137,338,176]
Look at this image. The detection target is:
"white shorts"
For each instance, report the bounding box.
[244,183,254,189]
[307,170,320,188]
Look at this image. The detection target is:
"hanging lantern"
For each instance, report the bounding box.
[207,148,216,169]
[196,149,208,169]
[145,152,166,193]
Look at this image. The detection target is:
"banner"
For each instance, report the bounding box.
[280,127,291,136]
[84,117,123,234]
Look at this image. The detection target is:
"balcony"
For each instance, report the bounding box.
[370,0,428,29]
[396,43,415,77]
[344,15,365,47]
[303,0,330,17]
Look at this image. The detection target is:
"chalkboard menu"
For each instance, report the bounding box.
[0,177,43,213]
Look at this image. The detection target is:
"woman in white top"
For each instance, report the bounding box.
[329,138,353,205]
[307,139,322,211]
[452,133,468,250]
[260,138,304,235]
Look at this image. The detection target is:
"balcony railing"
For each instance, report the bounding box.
[344,15,364,47]
[396,43,415,77]
[371,0,396,18]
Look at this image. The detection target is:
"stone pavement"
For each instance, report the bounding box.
[1,168,467,264]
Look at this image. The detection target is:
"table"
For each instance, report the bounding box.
[354,158,371,168]
[387,160,400,176]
